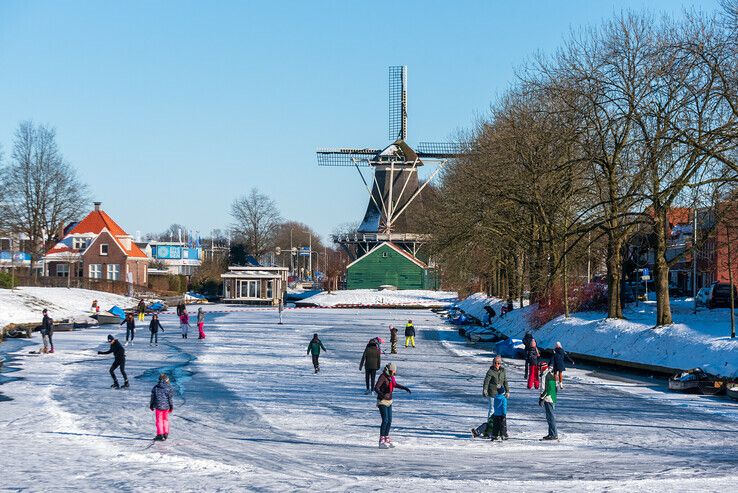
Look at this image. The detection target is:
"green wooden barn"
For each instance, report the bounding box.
[346,242,439,290]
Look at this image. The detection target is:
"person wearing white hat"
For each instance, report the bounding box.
[374,362,411,449]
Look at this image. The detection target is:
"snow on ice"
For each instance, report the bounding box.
[1,304,737,491]
[298,288,458,307]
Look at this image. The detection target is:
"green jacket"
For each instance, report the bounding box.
[540,371,557,404]
[483,365,509,396]
[307,339,327,356]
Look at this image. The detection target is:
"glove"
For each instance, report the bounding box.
[150,407,154,411]
[169,407,174,412]
[97,351,102,355]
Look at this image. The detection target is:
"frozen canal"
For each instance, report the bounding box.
[1,307,737,492]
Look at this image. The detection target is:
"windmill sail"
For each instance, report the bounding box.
[388,66,407,141]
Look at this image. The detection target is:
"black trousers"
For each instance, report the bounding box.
[490,415,507,438]
[311,354,319,369]
[150,331,158,344]
[110,359,128,384]
[365,369,377,391]
[126,327,135,341]
[48,332,54,349]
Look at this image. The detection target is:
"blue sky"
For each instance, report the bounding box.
[0,0,722,242]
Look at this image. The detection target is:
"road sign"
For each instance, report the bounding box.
[641,268,650,277]
[641,275,651,281]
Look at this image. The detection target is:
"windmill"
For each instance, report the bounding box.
[317,66,463,259]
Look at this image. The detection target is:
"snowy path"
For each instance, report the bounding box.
[1,308,737,492]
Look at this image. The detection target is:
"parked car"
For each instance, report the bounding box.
[696,282,738,309]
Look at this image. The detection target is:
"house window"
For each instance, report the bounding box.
[107,264,120,281]
[89,264,102,279]
[266,280,273,299]
[73,237,90,250]
[248,280,260,298]
[100,243,109,256]
[56,263,69,277]
[382,252,388,258]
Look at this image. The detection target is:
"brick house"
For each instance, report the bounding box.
[43,202,148,285]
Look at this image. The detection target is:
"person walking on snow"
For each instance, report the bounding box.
[526,339,541,390]
[196,307,206,339]
[374,362,411,449]
[404,320,415,348]
[137,299,146,322]
[98,334,128,388]
[120,313,136,345]
[539,361,558,440]
[472,355,509,437]
[489,386,508,441]
[179,311,190,339]
[41,309,54,354]
[360,338,381,394]
[389,325,398,354]
[150,373,174,441]
[307,333,327,373]
[522,332,534,379]
[552,341,575,389]
[149,314,164,345]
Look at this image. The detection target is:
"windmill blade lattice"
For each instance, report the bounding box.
[316,148,379,167]
[388,66,407,141]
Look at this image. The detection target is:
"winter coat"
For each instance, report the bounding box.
[137,301,146,314]
[493,393,508,416]
[374,369,409,405]
[179,313,189,325]
[553,346,574,372]
[149,381,174,411]
[390,327,398,342]
[41,315,54,336]
[483,365,509,396]
[540,370,557,404]
[149,319,164,333]
[404,323,415,337]
[197,310,205,323]
[484,305,496,319]
[360,341,381,371]
[522,332,534,350]
[526,346,540,366]
[120,318,135,330]
[307,339,327,356]
[99,340,125,362]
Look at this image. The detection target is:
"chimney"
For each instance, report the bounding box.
[94,201,101,211]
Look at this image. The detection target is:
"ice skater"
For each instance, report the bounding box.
[150,373,174,441]
[552,341,575,389]
[374,363,411,448]
[526,339,541,389]
[522,331,534,379]
[404,320,415,348]
[389,325,398,354]
[149,313,164,345]
[539,361,558,440]
[120,313,136,345]
[307,333,327,373]
[179,310,190,339]
[137,299,146,322]
[196,307,206,339]
[40,309,54,354]
[360,338,381,394]
[489,386,508,440]
[472,355,509,438]
[97,334,128,389]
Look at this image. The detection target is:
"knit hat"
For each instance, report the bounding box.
[377,337,385,344]
[556,341,562,348]
[388,363,397,373]
[540,360,549,370]
[107,334,114,342]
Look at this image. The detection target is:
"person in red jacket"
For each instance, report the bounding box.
[373,362,411,449]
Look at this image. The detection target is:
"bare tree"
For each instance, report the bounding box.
[0,121,89,273]
[230,188,282,259]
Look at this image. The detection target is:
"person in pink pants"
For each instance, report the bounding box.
[150,373,174,441]
[196,307,206,339]
[526,340,541,390]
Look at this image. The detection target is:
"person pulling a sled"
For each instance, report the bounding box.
[404,320,415,348]
[374,362,411,448]
[120,313,136,345]
[307,333,327,373]
[150,373,174,441]
[149,313,164,345]
[360,338,381,394]
[98,334,128,389]
[539,361,558,440]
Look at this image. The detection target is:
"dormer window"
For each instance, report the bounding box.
[100,243,109,256]
[73,237,90,250]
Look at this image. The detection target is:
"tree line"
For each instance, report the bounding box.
[429,4,738,327]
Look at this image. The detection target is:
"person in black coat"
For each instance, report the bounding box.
[98,335,128,388]
[483,305,496,325]
[149,314,164,345]
[120,313,136,344]
[522,332,534,379]
[552,341,575,389]
[41,309,55,353]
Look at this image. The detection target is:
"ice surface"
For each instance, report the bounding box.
[300,289,457,307]
[1,307,736,491]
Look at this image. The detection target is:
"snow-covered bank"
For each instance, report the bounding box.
[0,287,139,329]
[298,289,457,308]
[467,292,738,379]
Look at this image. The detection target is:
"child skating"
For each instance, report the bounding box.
[179,311,190,339]
[489,386,508,441]
[307,333,327,373]
[149,373,174,441]
[374,362,411,449]
[149,314,164,345]
[552,341,575,389]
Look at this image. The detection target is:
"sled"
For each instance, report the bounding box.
[668,368,723,394]
[93,312,123,325]
[697,379,725,396]
[727,385,738,401]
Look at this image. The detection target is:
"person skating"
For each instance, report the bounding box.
[526,339,541,390]
[176,301,185,317]
[98,334,128,388]
[307,333,327,373]
[539,361,559,440]
[522,331,534,379]
[196,307,206,339]
[41,309,54,354]
[552,341,575,389]
[360,338,381,395]
[150,373,174,441]
[137,299,146,322]
[179,311,190,339]
[91,299,99,315]
[404,320,415,348]
[489,385,508,441]
[149,314,164,345]
[472,355,509,438]
[389,325,398,354]
[120,313,136,345]
[374,362,411,448]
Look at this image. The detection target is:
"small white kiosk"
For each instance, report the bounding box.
[221,266,288,305]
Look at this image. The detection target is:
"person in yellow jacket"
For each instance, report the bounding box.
[404,320,415,348]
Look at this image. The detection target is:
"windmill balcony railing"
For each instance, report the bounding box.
[332,232,431,244]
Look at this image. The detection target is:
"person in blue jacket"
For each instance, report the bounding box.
[489,385,508,440]
[552,341,575,389]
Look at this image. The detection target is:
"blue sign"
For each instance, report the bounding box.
[642,268,649,277]
[299,247,310,257]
